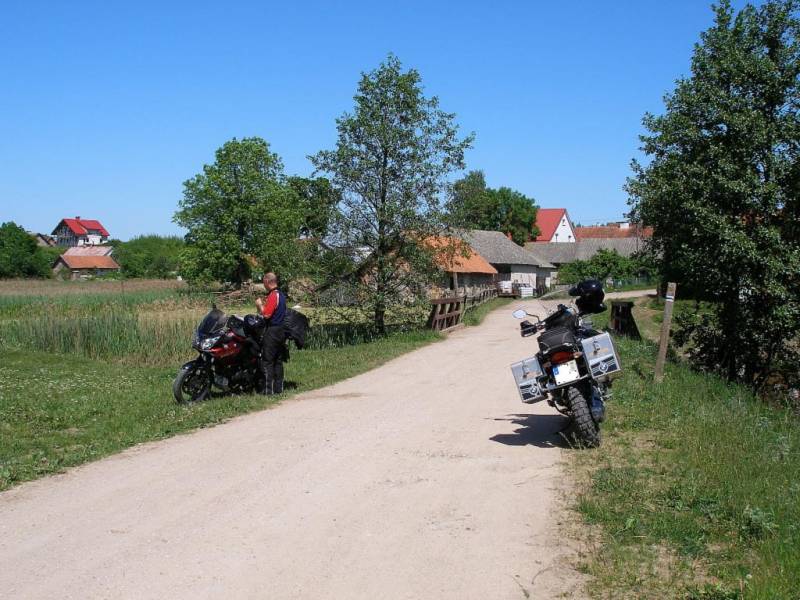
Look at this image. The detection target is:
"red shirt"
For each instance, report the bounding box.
[260,289,280,318]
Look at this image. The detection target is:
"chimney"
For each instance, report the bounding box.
[75,216,81,220]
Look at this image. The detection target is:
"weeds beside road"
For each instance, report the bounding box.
[573,307,800,599]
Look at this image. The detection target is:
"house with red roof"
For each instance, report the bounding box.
[574,222,653,239]
[51,217,111,247]
[532,208,576,243]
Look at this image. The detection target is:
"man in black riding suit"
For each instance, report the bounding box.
[255,272,287,395]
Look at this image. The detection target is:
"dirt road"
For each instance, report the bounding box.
[0,299,588,600]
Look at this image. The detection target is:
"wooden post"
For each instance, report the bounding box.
[655,282,677,382]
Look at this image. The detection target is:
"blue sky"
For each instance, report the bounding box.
[1,1,753,240]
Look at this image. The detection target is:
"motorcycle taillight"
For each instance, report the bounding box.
[549,350,574,365]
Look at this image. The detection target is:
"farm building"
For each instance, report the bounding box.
[524,237,649,282]
[427,236,498,290]
[53,254,121,280]
[532,208,577,243]
[463,230,556,289]
[52,217,110,247]
[64,245,115,257]
[574,222,653,239]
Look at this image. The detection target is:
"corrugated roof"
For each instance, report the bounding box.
[427,237,498,274]
[463,230,555,268]
[64,246,114,256]
[57,255,121,270]
[534,208,567,241]
[524,237,649,265]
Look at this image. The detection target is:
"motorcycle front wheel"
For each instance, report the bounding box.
[565,383,601,448]
[173,362,212,404]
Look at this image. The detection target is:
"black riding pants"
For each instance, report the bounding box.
[260,325,286,386]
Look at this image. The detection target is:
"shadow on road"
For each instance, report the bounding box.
[489,413,571,449]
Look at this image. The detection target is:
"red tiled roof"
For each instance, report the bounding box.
[57,255,120,270]
[575,225,653,239]
[427,237,498,274]
[54,218,110,237]
[534,208,567,242]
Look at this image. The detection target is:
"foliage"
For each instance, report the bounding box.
[558,249,653,284]
[174,137,305,288]
[448,170,539,245]
[573,311,800,599]
[627,0,800,387]
[113,235,184,278]
[310,55,473,332]
[0,222,51,278]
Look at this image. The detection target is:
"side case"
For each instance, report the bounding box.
[580,332,622,381]
[510,356,547,404]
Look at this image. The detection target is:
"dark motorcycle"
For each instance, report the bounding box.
[172,307,267,403]
[509,280,621,447]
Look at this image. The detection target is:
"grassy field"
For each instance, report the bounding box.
[571,307,800,599]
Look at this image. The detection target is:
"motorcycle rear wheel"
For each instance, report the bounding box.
[565,383,601,448]
[173,364,211,404]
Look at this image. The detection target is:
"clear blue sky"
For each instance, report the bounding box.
[0,0,755,240]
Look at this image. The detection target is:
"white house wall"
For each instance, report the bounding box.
[509,265,537,287]
[549,214,575,242]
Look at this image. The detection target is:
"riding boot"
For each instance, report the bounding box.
[273,379,284,394]
[259,361,274,395]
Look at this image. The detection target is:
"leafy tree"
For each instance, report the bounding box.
[174,137,304,288]
[558,249,651,284]
[310,55,473,332]
[0,222,51,278]
[113,235,184,278]
[287,176,340,240]
[627,0,800,387]
[448,170,539,244]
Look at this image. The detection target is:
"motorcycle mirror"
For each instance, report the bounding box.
[512,309,528,319]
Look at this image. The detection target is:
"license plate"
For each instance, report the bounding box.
[553,360,580,385]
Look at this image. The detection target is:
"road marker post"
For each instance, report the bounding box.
[655,282,677,382]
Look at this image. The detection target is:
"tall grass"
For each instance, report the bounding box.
[0,311,428,366]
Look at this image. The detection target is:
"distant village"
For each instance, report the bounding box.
[29,209,651,290]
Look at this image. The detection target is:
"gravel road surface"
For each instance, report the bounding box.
[0,297,599,600]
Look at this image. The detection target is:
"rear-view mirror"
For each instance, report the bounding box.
[512,309,527,319]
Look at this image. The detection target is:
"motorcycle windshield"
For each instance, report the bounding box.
[198,308,227,336]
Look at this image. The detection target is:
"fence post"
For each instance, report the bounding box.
[655,282,677,382]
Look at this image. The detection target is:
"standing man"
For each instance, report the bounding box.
[255,272,286,395]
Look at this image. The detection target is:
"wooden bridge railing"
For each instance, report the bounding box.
[428,296,467,332]
[427,288,498,332]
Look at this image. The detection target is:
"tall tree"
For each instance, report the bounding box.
[0,222,51,278]
[174,137,304,287]
[310,55,473,332]
[627,0,800,387]
[448,170,539,244]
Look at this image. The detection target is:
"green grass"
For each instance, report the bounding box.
[463,297,514,326]
[572,309,800,599]
[0,329,439,491]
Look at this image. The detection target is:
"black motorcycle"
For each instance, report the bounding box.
[510,280,621,447]
[172,308,267,403]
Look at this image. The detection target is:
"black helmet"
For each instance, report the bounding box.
[569,279,606,314]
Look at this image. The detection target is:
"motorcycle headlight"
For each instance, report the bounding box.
[200,335,220,351]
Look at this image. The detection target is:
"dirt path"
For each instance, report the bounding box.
[0,299,587,600]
